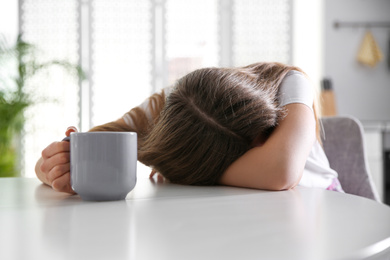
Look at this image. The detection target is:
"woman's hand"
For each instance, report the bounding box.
[35,126,78,194]
[149,169,166,183]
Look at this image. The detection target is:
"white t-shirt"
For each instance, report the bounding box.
[278,71,338,189]
[123,70,338,189]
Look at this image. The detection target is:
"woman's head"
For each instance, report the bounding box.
[139,62,304,185]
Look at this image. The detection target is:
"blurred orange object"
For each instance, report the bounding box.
[320,78,337,116]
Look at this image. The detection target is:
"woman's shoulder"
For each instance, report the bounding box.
[285,70,306,79]
[281,69,311,89]
[278,70,314,110]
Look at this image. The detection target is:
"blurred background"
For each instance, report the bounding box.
[0,0,389,200]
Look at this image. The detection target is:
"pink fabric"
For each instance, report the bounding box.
[326,178,345,193]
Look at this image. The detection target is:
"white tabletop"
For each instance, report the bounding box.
[1,177,390,260]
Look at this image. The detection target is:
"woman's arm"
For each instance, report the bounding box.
[219,103,316,191]
[34,89,167,194]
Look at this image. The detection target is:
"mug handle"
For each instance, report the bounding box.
[62,136,71,142]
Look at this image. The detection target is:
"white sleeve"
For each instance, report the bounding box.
[122,98,151,127]
[277,71,314,111]
[122,87,171,128]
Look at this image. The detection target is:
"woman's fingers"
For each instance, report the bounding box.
[149,169,166,183]
[51,172,75,194]
[65,126,78,137]
[40,151,70,174]
[157,173,165,183]
[149,169,157,179]
[42,141,70,159]
[46,162,70,184]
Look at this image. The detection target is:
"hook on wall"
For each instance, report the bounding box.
[334,21,390,29]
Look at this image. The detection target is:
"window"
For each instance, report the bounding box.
[21,0,80,177]
[20,0,291,177]
[91,0,153,126]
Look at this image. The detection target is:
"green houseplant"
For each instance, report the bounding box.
[0,34,83,177]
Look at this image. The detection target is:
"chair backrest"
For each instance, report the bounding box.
[321,116,381,202]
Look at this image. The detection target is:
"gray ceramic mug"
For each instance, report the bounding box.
[68,132,137,201]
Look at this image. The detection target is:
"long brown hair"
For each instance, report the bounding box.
[91,62,320,185]
[138,62,319,185]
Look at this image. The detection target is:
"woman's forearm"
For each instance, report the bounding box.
[219,103,316,191]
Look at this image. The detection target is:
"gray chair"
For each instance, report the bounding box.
[321,116,381,202]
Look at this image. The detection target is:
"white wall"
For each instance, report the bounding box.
[324,0,390,121]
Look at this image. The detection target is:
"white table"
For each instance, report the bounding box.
[1,177,390,260]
